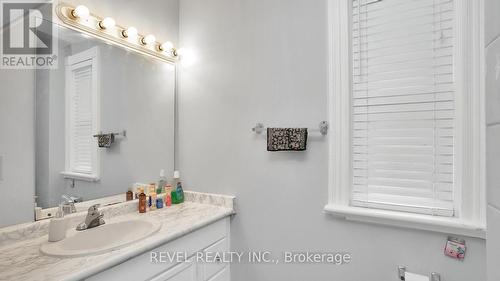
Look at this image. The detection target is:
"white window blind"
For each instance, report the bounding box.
[351,0,455,216]
[69,62,93,173]
[64,47,100,180]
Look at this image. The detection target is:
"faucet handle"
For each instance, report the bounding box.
[88,204,101,212]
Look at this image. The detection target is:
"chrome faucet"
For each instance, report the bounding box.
[61,195,78,214]
[61,195,83,215]
[76,204,105,231]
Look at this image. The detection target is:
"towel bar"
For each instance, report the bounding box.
[252,121,328,136]
[93,130,127,138]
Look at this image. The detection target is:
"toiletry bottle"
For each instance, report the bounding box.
[157,169,167,194]
[171,170,181,204]
[156,198,164,209]
[165,194,172,206]
[151,192,157,210]
[172,181,184,204]
[48,205,68,242]
[170,189,177,204]
[176,181,184,203]
[139,191,147,213]
[135,185,145,199]
[126,189,133,201]
[147,184,155,208]
[165,183,173,196]
[149,183,156,194]
[172,170,181,189]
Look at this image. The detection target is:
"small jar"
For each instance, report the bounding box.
[126,189,133,201]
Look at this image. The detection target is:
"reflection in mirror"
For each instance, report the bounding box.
[35,22,175,216]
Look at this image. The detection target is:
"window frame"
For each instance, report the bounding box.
[325,0,486,238]
[61,46,100,182]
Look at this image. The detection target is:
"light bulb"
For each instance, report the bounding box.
[159,41,173,52]
[71,5,89,19]
[176,48,185,56]
[141,34,156,45]
[122,27,138,38]
[99,17,115,29]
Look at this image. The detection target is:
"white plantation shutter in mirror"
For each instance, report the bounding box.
[70,63,93,173]
[351,0,455,216]
[65,47,100,179]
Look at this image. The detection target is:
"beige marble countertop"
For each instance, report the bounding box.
[0,191,235,281]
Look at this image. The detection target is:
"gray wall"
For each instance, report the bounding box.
[177,0,486,280]
[485,0,500,279]
[0,70,36,227]
[35,36,176,208]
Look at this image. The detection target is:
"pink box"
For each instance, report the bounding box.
[444,237,466,260]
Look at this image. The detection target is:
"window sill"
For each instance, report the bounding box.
[324,204,486,239]
[60,171,100,182]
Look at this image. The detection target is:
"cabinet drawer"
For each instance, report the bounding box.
[201,238,228,281]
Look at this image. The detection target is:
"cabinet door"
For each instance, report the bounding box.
[201,238,228,280]
[206,267,229,281]
[149,259,197,281]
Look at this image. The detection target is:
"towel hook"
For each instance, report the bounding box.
[319,121,329,136]
[252,123,265,134]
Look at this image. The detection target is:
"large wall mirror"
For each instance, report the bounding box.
[34,19,176,218]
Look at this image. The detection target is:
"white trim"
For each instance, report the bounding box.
[326,0,486,233]
[64,46,101,181]
[60,171,99,182]
[452,0,486,224]
[324,204,485,239]
[327,0,352,206]
[66,46,98,66]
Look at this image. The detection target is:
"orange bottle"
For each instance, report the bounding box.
[139,191,147,213]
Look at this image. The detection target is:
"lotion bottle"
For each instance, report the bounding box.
[48,205,68,242]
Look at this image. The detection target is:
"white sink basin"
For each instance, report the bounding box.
[40,219,162,257]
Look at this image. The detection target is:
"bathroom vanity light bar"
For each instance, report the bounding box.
[56,4,178,64]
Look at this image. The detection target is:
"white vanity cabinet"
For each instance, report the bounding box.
[86,217,230,281]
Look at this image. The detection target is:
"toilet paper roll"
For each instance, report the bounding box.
[405,272,429,281]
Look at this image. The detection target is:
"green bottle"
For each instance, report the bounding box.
[171,182,184,204]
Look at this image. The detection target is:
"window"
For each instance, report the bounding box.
[61,47,100,182]
[351,0,455,216]
[326,0,485,237]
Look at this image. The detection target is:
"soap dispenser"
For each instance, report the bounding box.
[171,171,184,204]
[48,205,68,242]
